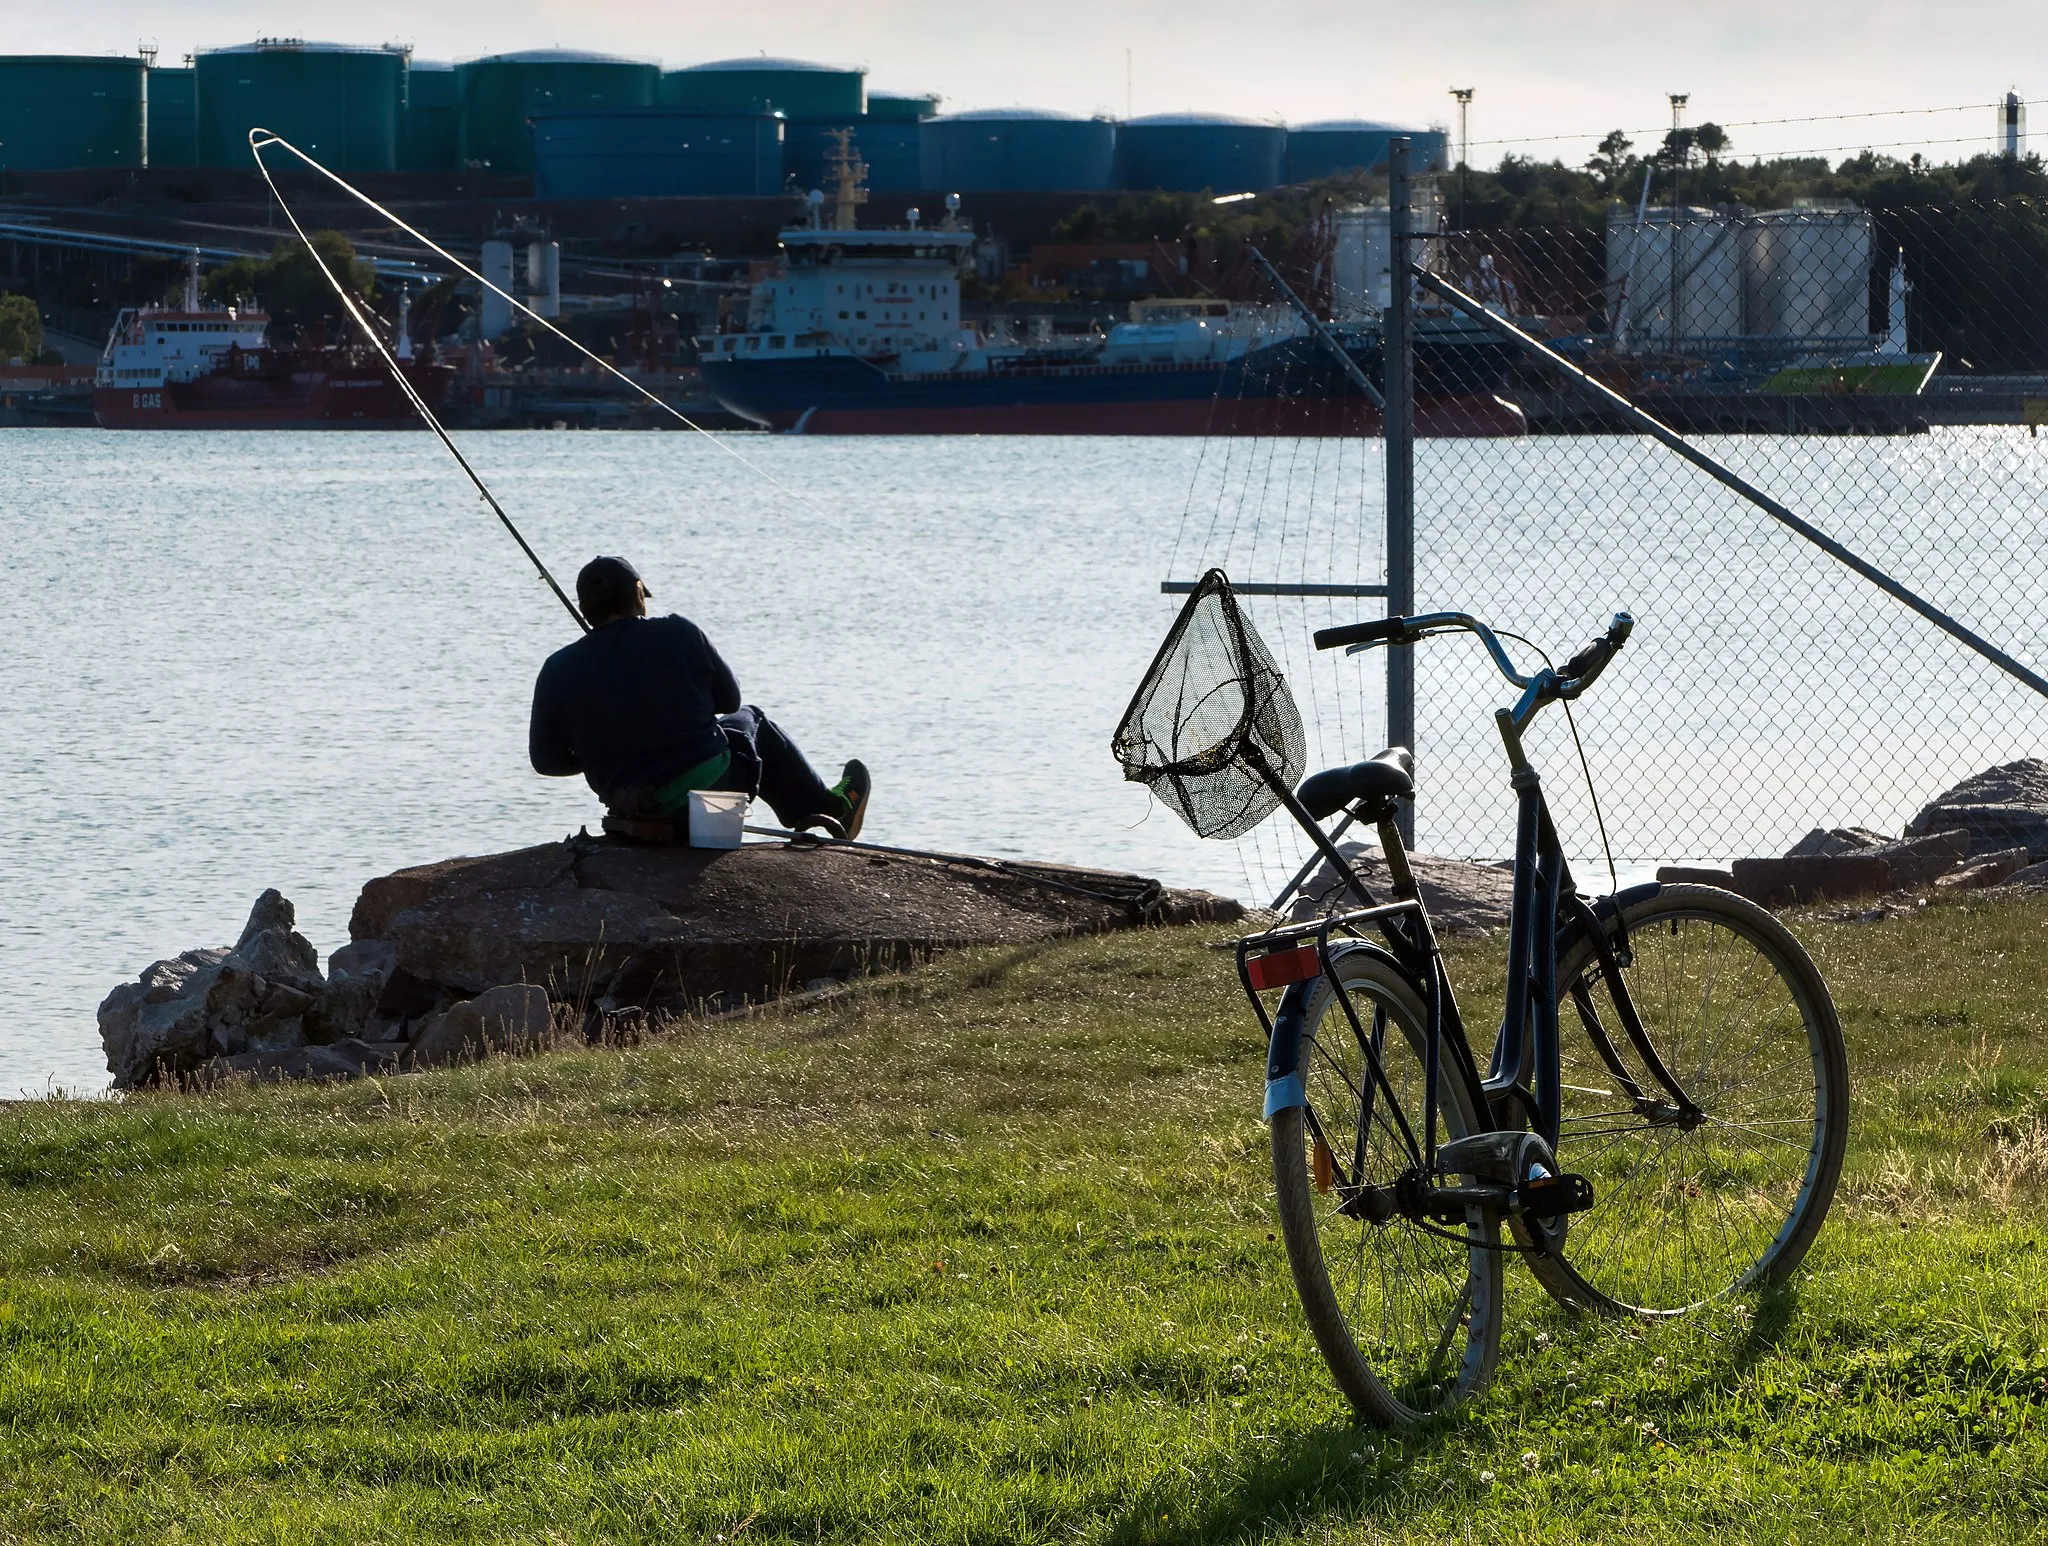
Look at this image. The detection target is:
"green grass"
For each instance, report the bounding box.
[2,897,2047,1541]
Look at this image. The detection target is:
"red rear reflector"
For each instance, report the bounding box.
[1247,944,1322,991]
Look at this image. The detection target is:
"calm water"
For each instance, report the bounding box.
[5,426,2046,1095]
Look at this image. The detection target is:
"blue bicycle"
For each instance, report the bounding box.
[1115,572,1848,1424]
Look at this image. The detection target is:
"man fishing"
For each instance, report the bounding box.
[529,556,871,842]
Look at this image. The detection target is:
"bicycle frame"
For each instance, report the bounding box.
[1239,614,1706,1219]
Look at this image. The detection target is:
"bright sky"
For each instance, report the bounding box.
[18,1,2044,166]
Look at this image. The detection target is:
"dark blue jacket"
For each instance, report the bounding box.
[529,614,741,803]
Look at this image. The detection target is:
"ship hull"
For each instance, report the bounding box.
[701,337,1526,437]
[94,361,453,430]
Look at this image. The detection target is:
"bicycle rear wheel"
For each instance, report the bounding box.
[1523,883,1849,1316]
[1271,948,1503,1424]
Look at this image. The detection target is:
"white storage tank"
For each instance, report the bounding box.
[1604,207,1745,350]
[1744,209,1873,346]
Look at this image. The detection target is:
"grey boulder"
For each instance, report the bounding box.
[1907,759,2048,861]
[97,889,325,1090]
[408,984,560,1069]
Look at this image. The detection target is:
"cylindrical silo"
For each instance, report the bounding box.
[403,59,460,171]
[1116,112,1285,193]
[458,50,660,175]
[532,109,783,198]
[866,91,940,121]
[196,40,405,171]
[0,55,147,169]
[661,58,863,117]
[1285,119,1444,181]
[781,116,925,193]
[147,65,198,166]
[1743,209,1873,347]
[919,109,1116,192]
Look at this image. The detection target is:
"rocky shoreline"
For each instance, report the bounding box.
[97,759,2048,1092]
[98,833,1240,1092]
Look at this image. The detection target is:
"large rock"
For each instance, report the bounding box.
[97,889,325,1090]
[102,836,1240,1090]
[352,834,1238,1017]
[408,984,558,1069]
[1907,759,2048,861]
[1288,843,1514,935]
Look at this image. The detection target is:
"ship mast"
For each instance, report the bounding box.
[825,128,868,232]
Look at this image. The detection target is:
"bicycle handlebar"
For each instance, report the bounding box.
[1314,609,1636,709]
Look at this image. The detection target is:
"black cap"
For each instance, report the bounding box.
[575,555,651,618]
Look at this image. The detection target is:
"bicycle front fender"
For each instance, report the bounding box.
[1262,941,1410,1121]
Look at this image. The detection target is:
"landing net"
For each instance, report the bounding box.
[1112,569,1305,840]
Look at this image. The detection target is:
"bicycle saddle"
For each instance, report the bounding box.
[1296,746,1415,820]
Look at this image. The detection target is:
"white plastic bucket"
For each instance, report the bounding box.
[687,790,748,849]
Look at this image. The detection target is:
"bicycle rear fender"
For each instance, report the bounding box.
[1263,941,1410,1120]
[1550,881,1663,962]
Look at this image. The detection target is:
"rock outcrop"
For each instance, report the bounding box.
[1907,759,2048,861]
[97,889,328,1090]
[99,835,1240,1090]
[1288,843,1515,934]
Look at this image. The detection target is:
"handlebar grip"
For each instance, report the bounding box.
[1314,617,1412,651]
[1559,611,1634,681]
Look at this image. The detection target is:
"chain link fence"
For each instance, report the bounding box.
[1170,198,2048,896]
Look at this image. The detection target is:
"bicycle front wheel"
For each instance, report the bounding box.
[1270,948,1504,1424]
[1525,883,1849,1317]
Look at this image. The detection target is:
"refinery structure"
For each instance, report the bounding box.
[0,42,1446,194]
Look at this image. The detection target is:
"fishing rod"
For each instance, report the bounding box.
[245,129,875,629]
[246,129,588,631]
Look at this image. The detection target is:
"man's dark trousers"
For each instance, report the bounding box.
[710,705,840,829]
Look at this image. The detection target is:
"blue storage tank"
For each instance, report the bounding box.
[458,50,659,175]
[661,57,862,117]
[1285,119,1445,180]
[1116,112,1284,193]
[532,109,783,197]
[0,55,147,169]
[147,65,198,166]
[919,109,1115,192]
[403,59,460,171]
[783,116,922,193]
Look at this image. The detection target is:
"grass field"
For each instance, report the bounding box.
[2,895,2046,1541]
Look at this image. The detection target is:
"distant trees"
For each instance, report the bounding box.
[200,232,377,335]
[0,293,46,363]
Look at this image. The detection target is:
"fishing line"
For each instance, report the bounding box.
[247,130,589,631]
[246,130,861,551]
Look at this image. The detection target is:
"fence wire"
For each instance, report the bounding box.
[1172,200,2048,894]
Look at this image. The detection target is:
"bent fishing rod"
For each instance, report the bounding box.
[245,128,860,629]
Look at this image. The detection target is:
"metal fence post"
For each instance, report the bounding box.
[1385,136,1417,842]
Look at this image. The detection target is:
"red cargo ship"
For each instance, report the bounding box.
[93,295,451,430]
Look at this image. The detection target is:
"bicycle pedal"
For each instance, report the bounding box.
[1514,1172,1595,1221]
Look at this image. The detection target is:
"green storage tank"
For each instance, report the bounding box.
[865,91,939,122]
[0,55,146,169]
[403,59,460,171]
[196,40,406,171]
[147,65,198,166]
[661,57,863,118]
[457,50,658,175]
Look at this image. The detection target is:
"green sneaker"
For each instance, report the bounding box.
[830,759,872,840]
